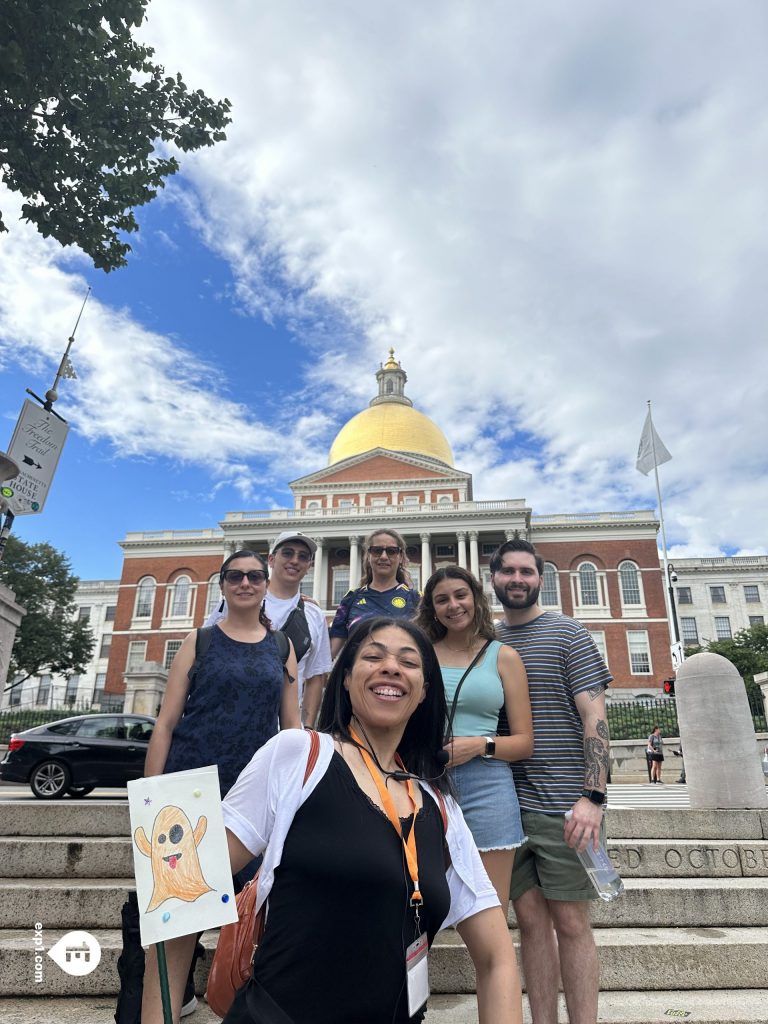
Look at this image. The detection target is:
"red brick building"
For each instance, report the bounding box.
[107,352,672,702]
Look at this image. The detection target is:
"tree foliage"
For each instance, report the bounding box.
[687,624,768,710]
[0,535,94,689]
[0,0,232,270]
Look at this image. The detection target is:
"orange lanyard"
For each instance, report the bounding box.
[349,728,423,906]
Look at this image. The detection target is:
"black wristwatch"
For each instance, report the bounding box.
[581,788,606,806]
[482,736,496,759]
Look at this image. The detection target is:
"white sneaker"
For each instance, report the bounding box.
[180,995,198,1018]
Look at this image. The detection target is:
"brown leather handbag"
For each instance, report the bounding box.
[205,730,321,1018]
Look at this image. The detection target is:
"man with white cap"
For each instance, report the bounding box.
[205,531,332,726]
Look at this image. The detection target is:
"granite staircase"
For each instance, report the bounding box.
[0,800,767,1022]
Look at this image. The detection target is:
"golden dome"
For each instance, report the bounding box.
[329,403,454,466]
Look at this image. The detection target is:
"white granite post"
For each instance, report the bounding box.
[676,652,767,809]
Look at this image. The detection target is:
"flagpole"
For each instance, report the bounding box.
[646,400,679,650]
[44,287,89,412]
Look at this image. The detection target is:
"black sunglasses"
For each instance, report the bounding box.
[369,545,401,557]
[221,569,268,585]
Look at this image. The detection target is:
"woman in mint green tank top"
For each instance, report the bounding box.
[416,567,533,916]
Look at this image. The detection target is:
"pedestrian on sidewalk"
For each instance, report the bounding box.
[491,538,612,1024]
[647,725,665,783]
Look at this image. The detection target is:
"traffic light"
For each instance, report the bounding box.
[663,678,675,696]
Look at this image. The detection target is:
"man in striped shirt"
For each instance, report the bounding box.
[492,539,612,1024]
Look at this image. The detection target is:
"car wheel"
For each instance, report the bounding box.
[67,785,95,798]
[30,761,71,799]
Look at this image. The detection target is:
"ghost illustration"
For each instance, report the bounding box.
[134,804,214,912]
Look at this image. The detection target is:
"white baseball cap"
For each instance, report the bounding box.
[269,531,318,556]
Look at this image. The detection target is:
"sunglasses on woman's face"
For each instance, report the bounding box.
[221,569,268,585]
[369,545,401,557]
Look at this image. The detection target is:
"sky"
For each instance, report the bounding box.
[1,0,767,581]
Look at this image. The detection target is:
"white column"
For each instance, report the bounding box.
[469,531,480,579]
[424,490,433,506]
[457,532,467,569]
[420,532,432,581]
[505,529,516,542]
[312,539,326,606]
[349,536,361,588]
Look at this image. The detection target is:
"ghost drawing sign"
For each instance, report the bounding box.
[128,767,238,946]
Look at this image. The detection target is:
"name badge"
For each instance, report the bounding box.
[405,932,430,1017]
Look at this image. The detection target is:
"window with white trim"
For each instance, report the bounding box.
[78,606,91,622]
[134,577,156,619]
[481,543,499,556]
[437,495,453,504]
[300,571,314,598]
[710,586,726,604]
[627,630,652,674]
[370,498,387,507]
[435,544,455,558]
[92,672,106,705]
[588,631,608,667]
[680,617,699,644]
[332,567,350,605]
[65,675,80,706]
[744,585,760,603]
[206,575,222,617]
[164,640,183,670]
[714,616,732,640]
[105,605,117,622]
[127,641,147,671]
[169,575,192,618]
[618,561,643,606]
[749,615,765,626]
[37,674,51,705]
[403,496,419,506]
[578,563,599,605]
[541,563,560,607]
[676,587,692,604]
[99,636,112,659]
[306,500,321,510]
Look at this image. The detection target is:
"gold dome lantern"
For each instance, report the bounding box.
[328,350,454,467]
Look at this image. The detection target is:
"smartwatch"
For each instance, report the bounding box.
[581,788,606,806]
[482,736,496,759]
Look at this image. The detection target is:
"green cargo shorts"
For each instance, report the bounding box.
[509,810,607,902]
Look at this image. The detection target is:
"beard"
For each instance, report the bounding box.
[493,581,541,610]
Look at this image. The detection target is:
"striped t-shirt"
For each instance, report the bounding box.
[496,612,612,814]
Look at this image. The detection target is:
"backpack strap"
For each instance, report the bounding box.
[303,729,321,783]
[187,626,214,687]
[434,789,448,834]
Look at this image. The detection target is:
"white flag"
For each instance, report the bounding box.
[636,410,672,475]
[61,356,77,380]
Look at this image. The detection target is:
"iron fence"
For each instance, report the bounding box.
[607,691,767,741]
[0,701,125,745]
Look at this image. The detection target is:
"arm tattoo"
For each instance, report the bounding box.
[584,733,610,788]
[596,718,609,741]
[586,684,604,701]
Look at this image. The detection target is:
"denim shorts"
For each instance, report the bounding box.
[448,756,526,851]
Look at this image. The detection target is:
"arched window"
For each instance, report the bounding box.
[541,563,560,606]
[134,577,156,619]
[619,561,642,605]
[385,380,394,394]
[578,563,599,605]
[170,575,191,618]
[206,574,222,617]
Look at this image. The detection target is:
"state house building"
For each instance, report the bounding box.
[106,352,673,704]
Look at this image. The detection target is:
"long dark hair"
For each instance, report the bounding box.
[219,549,271,629]
[416,565,496,644]
[317,616,451,794]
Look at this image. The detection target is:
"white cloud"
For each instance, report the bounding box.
[2,2,767,553]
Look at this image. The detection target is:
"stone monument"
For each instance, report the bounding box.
[676,652,768,809]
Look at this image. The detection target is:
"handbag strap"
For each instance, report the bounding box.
[249,729,320,944]
[444,639,493,740]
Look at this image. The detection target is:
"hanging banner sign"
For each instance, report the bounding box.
[0,400,69,516]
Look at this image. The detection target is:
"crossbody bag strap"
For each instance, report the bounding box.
[444,638,493,741]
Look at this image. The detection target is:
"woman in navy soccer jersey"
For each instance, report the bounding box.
[330,528,421,656]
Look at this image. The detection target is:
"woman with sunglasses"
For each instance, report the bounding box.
[330,528,421,657]
[140,549,300,1021]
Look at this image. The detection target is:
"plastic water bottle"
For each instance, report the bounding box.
[564,811,625,902]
